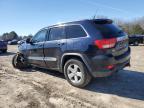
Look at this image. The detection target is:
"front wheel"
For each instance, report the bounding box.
[12,53,29,69]
[64,59,92,88]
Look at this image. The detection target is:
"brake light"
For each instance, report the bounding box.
[106,65,115,70]
[94,38,117,49]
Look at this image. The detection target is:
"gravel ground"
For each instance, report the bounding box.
[0,45,144,108]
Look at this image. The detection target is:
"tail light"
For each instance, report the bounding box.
[106,65,115,70]
[94,38,117,49]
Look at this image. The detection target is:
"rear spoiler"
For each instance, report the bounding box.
[92,19,113,24]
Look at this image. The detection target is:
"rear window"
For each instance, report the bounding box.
[93,21,125,38]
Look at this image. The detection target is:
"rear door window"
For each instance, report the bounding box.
[49,27,65,41]
[93,21,126,38]
[65,25,87,39]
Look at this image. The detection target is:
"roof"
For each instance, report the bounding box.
[43,18,112,29]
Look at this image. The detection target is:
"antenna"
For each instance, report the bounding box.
[92,8,99,19]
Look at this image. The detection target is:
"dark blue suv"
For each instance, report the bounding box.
[0,40,7,53]
[12,19,131,87]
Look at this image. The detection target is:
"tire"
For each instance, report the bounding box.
[64,59,92,88]
[12,53,29,69]
[2,49,7,53]
[134,41,139,46]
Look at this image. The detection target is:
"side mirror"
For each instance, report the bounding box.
[26,38,32,44]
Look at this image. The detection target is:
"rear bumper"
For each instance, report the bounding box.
[91,59,130,77]
[84,48,131,78]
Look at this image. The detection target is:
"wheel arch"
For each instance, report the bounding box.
[60,53,92,73]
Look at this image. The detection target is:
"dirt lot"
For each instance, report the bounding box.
[0,45,144,108]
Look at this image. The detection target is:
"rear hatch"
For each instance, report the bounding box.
[93,19,130,63]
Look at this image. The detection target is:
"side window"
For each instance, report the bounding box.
[65,25,87,39]
[32,30,47,43]
[49,27,65,41]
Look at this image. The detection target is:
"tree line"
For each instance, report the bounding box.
[114,17,144,35]
[121,24,144,35]
[0,31,33,41]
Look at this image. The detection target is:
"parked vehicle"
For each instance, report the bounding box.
[0,40,7,53]
[129,35,144,46]
[8,39,18,45]
[17,39,26,45]
[12,19,131,87]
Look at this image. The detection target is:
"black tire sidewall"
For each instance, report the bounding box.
[134,41,139,46]
[12,54,17,68]
[2,49,7,53]
[12,54,28,69]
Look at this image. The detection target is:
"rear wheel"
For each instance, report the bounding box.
[2,49,7,53]
[64,59,92,88]
[12,53,29,69]
[134,41,139,46]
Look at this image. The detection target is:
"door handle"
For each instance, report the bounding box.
[61,43,65,45]
[39,45,43,47]
[58,43,65,46]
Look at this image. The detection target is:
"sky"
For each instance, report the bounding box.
[0,0,144,36]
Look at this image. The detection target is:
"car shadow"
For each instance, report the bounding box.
[86,70,144,101]
[21,67,65,79]
[0,52,16,56]
[22,67,144,100]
